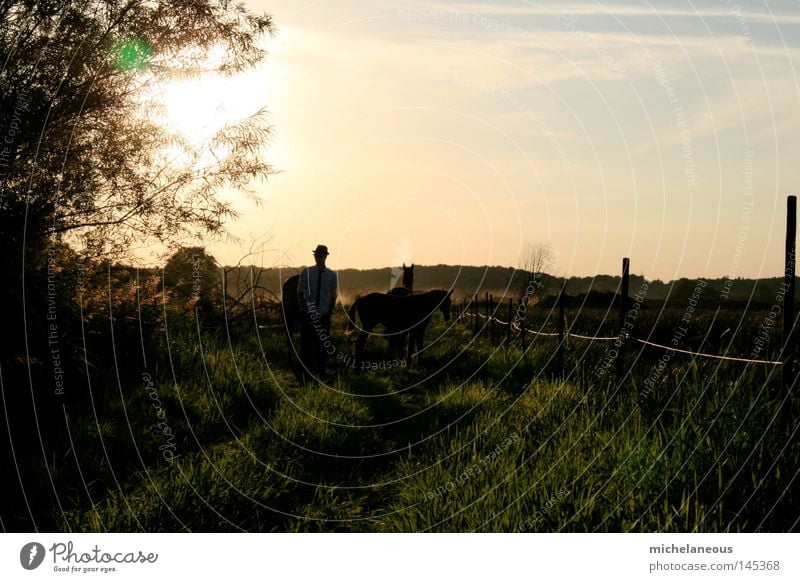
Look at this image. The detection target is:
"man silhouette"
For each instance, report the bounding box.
[297,244,338,377]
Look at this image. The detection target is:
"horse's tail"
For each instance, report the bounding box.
[344,297,360,337]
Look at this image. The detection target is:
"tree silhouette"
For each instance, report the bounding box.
[163,246,222,318]
[0,1,276,531]
[1,0,275,257]
[518,242,556,302]
[0,0,276,359]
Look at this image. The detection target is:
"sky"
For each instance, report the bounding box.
[195,0,800,281]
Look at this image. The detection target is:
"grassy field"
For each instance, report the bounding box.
[44,304,799,532]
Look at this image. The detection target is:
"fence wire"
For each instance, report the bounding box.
[462,310,784,366]
[633,338,783,366]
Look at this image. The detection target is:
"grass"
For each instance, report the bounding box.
[52,308,799,532]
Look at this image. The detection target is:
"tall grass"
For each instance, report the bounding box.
[59,311,798,532]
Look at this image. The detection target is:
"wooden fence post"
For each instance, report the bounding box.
[616,257,630,383]
[556,280,567,378]
[783,195,797,396]
[484,292,489,342]
[489,294,495,344]
[507,297,513,344]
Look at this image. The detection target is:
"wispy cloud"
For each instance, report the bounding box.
[399,0,800,26]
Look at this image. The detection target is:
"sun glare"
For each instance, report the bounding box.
[157,74,260,146]
[140,48,267,158]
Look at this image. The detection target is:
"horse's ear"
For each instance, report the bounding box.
[402,262,406,268]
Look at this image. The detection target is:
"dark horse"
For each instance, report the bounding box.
[281,274,301,370]
[345,289,452,365]
[387,263,414,297]
[386,263,414,352]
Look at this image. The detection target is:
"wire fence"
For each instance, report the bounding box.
[461,305,785,367]
[261,295,786,367]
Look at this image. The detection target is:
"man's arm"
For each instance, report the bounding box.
[327,271,338,315]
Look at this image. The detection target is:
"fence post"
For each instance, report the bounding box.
[520,311,527,354]
[489,294,496,344]
[556,280,567,378]
[783,196,797,396]
[507,297,513,345]
[484,292,489,342]
[616,257,630,383]
[470,296,474,332]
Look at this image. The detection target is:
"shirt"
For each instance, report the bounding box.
[297,266,338,316]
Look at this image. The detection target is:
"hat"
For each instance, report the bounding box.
[313,244,329,256]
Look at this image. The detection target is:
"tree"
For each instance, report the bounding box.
[0,0,275,258]
[220,240,282,321]
[0,1,276,530]
[0,0,277,366]
[517,242,556,303]
[163,246,223,317]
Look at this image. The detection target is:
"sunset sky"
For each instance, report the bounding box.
[194,0,800,281]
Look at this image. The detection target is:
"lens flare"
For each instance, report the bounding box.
[113,38,152,72]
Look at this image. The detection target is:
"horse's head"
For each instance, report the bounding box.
[439,289,454,321]
[401,263,414,292]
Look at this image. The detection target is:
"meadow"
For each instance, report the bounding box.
[38,297,799,533]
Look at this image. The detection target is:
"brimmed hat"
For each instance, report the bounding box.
[313,244,329,256]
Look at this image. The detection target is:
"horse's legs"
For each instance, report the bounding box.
[407,329,419,366]
[392,326,412,363]
[410,320,432,366]
[386,325,401,357]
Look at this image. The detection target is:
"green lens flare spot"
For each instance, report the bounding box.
[114,38,152,72]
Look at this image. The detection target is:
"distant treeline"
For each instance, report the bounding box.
[247,264,795,308]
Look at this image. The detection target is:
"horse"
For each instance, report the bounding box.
[386,263,414,352]
[388,263,414,297]
[345,289,452,365]
[281,274,301,371]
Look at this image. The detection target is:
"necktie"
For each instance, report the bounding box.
[315,268,323,308]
